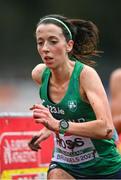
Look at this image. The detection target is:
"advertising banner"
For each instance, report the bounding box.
[0,113,53,179]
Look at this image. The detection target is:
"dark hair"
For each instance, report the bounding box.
[37,14,101,66]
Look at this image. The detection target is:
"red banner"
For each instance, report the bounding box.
[0,114,53,179]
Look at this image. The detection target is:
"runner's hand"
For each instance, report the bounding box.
[28,135,41,151]
[28,128,52,151]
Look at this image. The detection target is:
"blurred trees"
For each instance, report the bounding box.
[0,0,121,82]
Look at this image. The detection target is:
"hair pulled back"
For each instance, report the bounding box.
[37,14,101,66]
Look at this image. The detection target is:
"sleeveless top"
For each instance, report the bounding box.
[39,60,121,176]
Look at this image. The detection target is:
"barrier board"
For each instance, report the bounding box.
[0,113,53,180]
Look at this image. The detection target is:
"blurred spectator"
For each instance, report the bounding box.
[0,80,39,112]
[109,68,121,134]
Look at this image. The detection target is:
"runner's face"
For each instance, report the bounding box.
[36,23,70,68]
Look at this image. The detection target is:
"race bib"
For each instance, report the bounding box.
[52,134,99,164]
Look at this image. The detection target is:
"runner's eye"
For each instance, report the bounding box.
[50,40,58,44]
[37,41,43,46]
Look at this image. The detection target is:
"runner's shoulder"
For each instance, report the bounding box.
[32,63,47,85]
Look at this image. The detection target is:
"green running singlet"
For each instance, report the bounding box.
[39,60,121,176]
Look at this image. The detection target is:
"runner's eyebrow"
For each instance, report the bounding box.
[36,36,59,41]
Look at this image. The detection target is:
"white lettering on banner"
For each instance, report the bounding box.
[47,105,65,115]
[11,139,30,150]
[12,174,46,180]
[17,176,38,180]
[4,139,37,164]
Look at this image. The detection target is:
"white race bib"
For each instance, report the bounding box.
[52,134,99,164]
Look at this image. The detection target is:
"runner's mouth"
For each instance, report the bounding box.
[44,56,54,63]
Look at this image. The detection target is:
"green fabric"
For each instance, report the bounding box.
[39,60,121,176]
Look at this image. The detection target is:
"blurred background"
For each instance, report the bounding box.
[0,0,121,112]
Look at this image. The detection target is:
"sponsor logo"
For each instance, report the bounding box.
[47,105,65,115]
